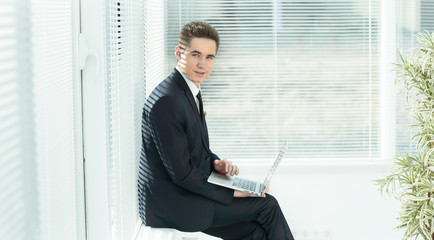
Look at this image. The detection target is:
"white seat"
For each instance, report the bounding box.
[138,226,200,240]
[136,223,221,240]
[146,227,175,240]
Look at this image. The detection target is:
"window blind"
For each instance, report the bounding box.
[105,0,145,238]
[31,0,82,239]
[396,0,434,155]
[145,0,165,96]
[0,0,38,239]
[164,0,381,160]
[1,0,82,239]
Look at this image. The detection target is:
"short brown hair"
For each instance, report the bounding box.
[178,21,220,53]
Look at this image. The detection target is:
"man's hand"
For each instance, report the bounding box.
[213,159,239,176]
[233,185,269,198]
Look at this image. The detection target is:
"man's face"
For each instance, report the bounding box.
[176,37,217,87]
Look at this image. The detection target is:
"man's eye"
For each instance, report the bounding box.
[192,54,199,57]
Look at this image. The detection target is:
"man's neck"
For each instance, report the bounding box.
[176,66,200,89]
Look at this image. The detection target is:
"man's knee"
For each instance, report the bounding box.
[264,194,279,208]
[260,194,285,219]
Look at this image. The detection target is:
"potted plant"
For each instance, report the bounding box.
[376,31,434,240]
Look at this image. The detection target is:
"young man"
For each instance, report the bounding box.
[138,21,295,240]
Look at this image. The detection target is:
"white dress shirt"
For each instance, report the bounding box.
[176,66,201,111]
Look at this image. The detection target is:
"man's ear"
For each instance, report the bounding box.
[175,46,182,61]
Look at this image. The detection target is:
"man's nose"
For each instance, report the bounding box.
[197,57,206,68]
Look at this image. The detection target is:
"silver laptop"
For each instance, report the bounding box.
[207,141,288,196]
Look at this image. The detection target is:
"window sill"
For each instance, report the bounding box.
[233,158,394,174]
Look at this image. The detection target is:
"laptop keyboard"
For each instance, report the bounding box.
[232,178,257,192]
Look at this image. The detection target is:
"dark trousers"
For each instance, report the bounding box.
[202,194,295,240]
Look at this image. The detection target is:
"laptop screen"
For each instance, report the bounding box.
[263,140,288,187]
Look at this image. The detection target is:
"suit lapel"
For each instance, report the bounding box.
[172,69,211,149]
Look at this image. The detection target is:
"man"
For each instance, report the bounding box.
[138,21,295,240]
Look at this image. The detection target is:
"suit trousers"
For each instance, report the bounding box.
[202,194,295,240]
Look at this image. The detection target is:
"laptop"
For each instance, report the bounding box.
[207,141,288,196]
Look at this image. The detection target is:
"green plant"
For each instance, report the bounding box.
[376,31,434,240]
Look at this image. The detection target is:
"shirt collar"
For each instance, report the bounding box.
[176,66,200,97]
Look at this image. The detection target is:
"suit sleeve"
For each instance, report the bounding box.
[209,151,220,172]
[150,96,233,205]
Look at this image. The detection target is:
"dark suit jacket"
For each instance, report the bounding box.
[138,68,234,232]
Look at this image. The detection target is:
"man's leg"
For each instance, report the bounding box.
[203,194,295,240]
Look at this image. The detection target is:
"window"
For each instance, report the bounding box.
[164,0,381,160]
[105,0,146,238]
[31,0,84,238]
[0,0,84,239]
[0,0,38,238]
[396,0,434,154]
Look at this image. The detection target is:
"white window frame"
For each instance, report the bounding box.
[380,0,397,162]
